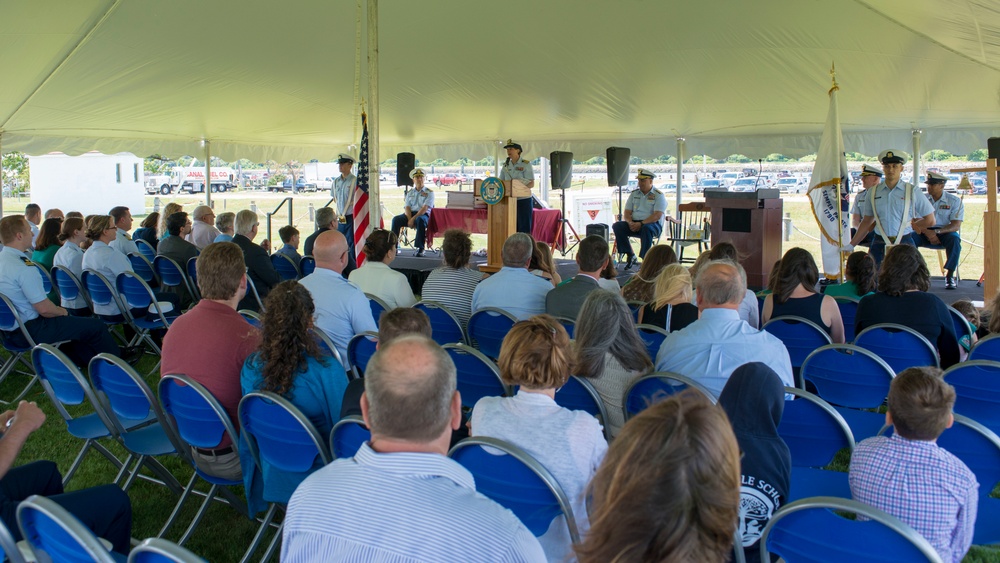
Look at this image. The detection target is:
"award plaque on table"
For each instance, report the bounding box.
[476,177,517,273]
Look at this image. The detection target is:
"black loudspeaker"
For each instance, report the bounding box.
[607,147,630,187]
[988,137,1000,160]
[550,151,573,189]
[397,152,415,186]
[586,223,610,242]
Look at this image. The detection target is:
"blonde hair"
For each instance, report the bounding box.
[652,264,693,311]
[158,203,182,238]
[85,216,115,240]
[498,314,571,389]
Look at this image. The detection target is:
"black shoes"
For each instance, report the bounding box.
[945,276,957,290]
[623,254,637,270]
[415,249,425,258]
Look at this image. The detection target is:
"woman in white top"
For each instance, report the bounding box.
[51,216,89,314]
[348,229,417,309]
[81,215,134,318]
[470,314,608,562]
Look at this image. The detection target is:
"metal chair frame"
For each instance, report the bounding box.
[623,371,717,421]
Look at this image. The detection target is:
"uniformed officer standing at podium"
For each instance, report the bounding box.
[500,139,535,235]
[613,169,676,270]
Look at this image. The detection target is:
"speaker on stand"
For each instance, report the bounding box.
[607,147,631,221]
[397,152,415,198]
[549,151,581,256]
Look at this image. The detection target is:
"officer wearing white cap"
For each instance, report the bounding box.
[849,149,935,267]
[332,153,358,270]
[612,169,677,270]
[500,139,535,235]
[390,168,435,256]
[849,163,884,247]
[913,171,964,289]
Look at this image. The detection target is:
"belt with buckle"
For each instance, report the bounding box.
[193,446,234,456]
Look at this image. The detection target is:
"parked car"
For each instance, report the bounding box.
[775,177,807,194]
[698,179,725,191]
[971,177,987,194]
[614,180,639,194]
[731,177,761,192]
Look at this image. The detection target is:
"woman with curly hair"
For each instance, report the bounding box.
[855,245,959,367]
[621,244,677,303]
[158,203,182,240]
[348,229,417,309]
[240,280,349,509]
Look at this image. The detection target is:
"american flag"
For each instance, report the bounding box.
[352,112,371,266]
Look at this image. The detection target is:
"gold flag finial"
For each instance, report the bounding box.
[829,62,839,94]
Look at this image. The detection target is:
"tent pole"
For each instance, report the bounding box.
[911,129,921,187]
[204,141,212,208]
[368,0,380,227]
[675,137,685,212]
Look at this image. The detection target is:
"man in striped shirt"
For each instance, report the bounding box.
[282,336,545,562]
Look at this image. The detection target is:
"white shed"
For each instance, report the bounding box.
[28,152,145,216]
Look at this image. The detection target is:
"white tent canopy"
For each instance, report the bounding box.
[3,0,1000,162]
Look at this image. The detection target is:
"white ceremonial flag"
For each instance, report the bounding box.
[807,78,849,280]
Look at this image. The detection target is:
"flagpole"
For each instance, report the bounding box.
[831,63,846,283]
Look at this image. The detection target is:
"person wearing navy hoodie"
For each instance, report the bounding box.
[718,362,791,563]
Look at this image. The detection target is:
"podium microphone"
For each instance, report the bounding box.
[752,159,763,191]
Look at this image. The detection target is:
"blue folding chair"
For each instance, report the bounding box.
[623,372,717,421]
[116,271,175,373]
[854,323,939,373]
[239,309,262,328]
[185,257,202,302]
[626,300,644,324]
[310,328,348,375]
[777,387,854,503]
[414,301,467,345]
[52,265,93,312]
[0,510,26,563]
[969,333,1000,362]
[449,437,580,545]
[128,253,160,286]
[239,392,331,562]
[800,344,895,439]
[366,293,390,327]
[270,253,300,281]
[0,293,46,403]
[443,344,509,409]
[17,495,122,563]
[245,276,266,312]
[299,256,316,277]
[128,537,205,563]
[158,375,248,546]
[635,324,668,359]
[555,375,610,440]
[759,497,941,563]
[947,305,975,350]
[932,414,1000,545]
[834,296,859,343]
[82,270,130,341]
[555,316,575,339]
[153,256,196,305]
[88,353,183,494]
[31,345,126,486]
[347,332,378,378]
[763,316,832,387]
[31,263,54,295]
[135,238,157,262]
[329,415,371,459]
[943,360,1000,438]
[467,307,517,360]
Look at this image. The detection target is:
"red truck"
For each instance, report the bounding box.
[429,173,467,186]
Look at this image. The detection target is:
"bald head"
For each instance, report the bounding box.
[696,261,746,309]
[313,229,349,273]
[364,335,457,443]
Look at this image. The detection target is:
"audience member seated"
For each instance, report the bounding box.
[575,391,740,563]
[0,400,132,555]
[597,259,619,292]
[530,241,562,287]
[706,242,759,328]
[823,251,877,299]
[620,244,676,303]
[132,211,159,250]
[187,205,220,250]
[348,229,416,309]
[762,247,845,343]
[44,208,64,221]
[687,250,712,287]
[420,229,483,329]
[214,211,236,243]
[108,206,139,256]
[303,207,335,258]
[161,242,262,481]
[656,260,794,397]
[913,172,964,290]
[158,203,182,240]
[638,263,699,331]
[240,280,349,514]
[24,203,41,247]
[275,225,302,265]
[30,217,62,272]
[755,259,781,298]
[471,233,552,320]
[574,291,653,437]
[158,211,199,308]
[987,293,1000,336]
[52,217,90,315]
[849,367,978,562]
[233,209,281,312]
[299,230,377,363]
[718,363,791,563]
[282,336,546,562]
[951,300,980,359]
[471,314,607,561]
[0,216,119,366]
[545,235,609,320]
[82,216,136,318]
[855,245,960,368]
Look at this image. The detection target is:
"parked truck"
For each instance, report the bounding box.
[145,167,236,194]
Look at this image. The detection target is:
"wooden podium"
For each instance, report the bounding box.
[703,188,783,290]
[476,179,518,274]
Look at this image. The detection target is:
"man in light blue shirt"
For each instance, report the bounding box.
[912,172,964,289]
[612,169,675,270]
[108,206,139,256]
[656,260,794,397]
[850,150,935,267]
[500,139,535,235]
[282,336,545,563]
[298,229,376,365]
[331,154,358,271]
[390,168,435,256]
[471,233,551,320]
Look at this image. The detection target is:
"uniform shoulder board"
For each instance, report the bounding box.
[652,188,662,194]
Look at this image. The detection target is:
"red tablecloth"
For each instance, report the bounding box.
[427,208,564,246]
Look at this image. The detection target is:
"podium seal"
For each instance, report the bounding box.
[480,177,505,205]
